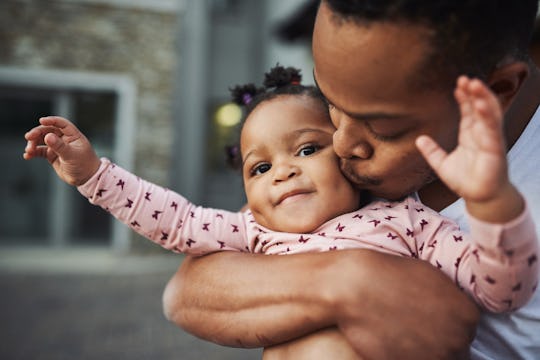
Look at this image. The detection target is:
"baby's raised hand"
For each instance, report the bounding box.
[416,76,523,222]
[24,116,101,186]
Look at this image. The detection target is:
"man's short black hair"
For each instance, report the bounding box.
[324,0,538,89]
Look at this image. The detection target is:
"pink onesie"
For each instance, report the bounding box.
[79,159,539,313]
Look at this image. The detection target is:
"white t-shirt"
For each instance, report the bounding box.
[441,105,540,360]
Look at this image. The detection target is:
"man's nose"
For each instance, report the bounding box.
[332,118,373,160]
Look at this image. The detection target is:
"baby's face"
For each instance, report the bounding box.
[241,95,360,233]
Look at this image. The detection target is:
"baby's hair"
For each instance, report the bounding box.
[225,64,327,170]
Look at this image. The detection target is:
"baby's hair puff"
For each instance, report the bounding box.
[230,83,265,107]
[263,65,302,89]
[225,64,327,170]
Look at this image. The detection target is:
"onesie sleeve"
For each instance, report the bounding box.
[77,158,250,255]
[417,198,539,313]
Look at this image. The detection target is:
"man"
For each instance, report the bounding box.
[163,1,540,359]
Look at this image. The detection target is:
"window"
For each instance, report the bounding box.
[0,67,135,252]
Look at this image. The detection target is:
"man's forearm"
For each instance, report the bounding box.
[163,249,479,359]
[162,251,339,347]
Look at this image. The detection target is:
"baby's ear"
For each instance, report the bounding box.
[486,61,529,111]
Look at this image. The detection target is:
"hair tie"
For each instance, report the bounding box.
[225,144,241,170]
[242,93,253,105]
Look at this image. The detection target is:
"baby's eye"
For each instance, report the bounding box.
[298,145,319,157]
[251,163,271,176]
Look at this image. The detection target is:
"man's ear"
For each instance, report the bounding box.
[487,61,529,111]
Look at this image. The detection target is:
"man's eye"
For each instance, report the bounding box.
[370,130,403,142]
[251,163,271,176]
[298,145,318,157]
[365,122,408,142]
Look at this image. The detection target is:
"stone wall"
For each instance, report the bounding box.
[0,0,179,185]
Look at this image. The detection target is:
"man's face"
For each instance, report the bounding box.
[313,2,461,200]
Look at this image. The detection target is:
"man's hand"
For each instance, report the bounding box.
[334,250,478,359]
[24,116,101,186]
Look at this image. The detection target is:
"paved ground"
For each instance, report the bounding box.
[0,248,262,360]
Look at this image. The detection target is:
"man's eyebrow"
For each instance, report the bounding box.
[312,68,406,122]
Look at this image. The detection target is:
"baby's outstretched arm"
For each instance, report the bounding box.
[416,76,523,223]
[23,116,101,186]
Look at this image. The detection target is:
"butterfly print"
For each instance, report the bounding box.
[116,179,125,190]
[368,219,381,227]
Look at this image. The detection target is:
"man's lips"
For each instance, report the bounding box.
[276,190,312,205]
[340,161,382,187]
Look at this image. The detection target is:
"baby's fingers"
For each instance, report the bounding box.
[468,80,503,129]
[39,116,81,137]
[23,142,54,161]
[24,125,63,143]
[416,135,448,173]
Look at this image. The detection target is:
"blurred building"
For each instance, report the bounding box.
[0,0,314,252]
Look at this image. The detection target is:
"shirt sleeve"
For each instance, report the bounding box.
[416,197,539,313]
[77,158,250,255]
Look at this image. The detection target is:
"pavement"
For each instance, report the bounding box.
[0,247,262,360]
